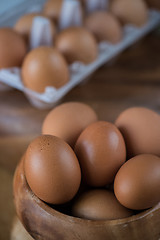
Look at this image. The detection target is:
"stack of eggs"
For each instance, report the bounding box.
[0,0,159,93]
[20,102,160,221]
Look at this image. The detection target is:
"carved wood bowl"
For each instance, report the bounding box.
[13,159,160,240]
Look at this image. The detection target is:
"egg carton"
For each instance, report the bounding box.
[0,7,160,109]
[0,0,46,27]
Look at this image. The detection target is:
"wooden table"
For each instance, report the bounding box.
[0,30,160,240]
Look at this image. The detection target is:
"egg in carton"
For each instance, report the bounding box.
[0,0,160,109]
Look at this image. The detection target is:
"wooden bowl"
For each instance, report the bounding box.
[13,159,160,240]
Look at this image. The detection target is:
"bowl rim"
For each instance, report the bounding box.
[14,158,160,227]
[35,189,160,226]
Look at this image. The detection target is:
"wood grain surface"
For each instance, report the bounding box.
[11,216,33,240]
[0,167,15,240]
[0,30,160,239]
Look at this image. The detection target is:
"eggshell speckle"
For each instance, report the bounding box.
[75,121,126,186]
[55,27,98,64]
[22,46,69,93]
[24,135,81,204]
[0,28,27,69]
[114,154,160,210]
[109,0,148,27]
[85,11,122,43]
[115,107,160,158]
[72,189,133,220]
[42,102,98,148]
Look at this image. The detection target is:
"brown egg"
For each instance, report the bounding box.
[43,0,63,23]
[55,27,98,64]
[14,12,56,42]
[109,0,148,27]
[42,102,98,148]
[85,11,122,43]
[114,154,160,210]
[24,135,81,204]
[145,0,160,9]
[75,121,126,187]
[21,46,69,93]
[0,28,27,69]
[115,107,160,158]
[72,189,133,220]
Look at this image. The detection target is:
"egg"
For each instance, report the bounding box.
[42,102,98,148]
[85,11,122,43]
[115,107,160,158]
[55,27,98,64]
[43,0,63,23]
[21,46,69,93]
[145,0,160,9]
[14,13,56,42]
[72,189,133,220]
[109,0,148,27]
[74,121,126,186]
[0,28,27,69]
[24,135,81,204]
[114,154,160,210]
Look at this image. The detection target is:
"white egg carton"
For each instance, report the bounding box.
[0,3,160,109]
[0,0,46,27]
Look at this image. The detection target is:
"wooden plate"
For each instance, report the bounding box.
[13,159,160,240]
